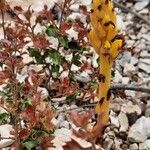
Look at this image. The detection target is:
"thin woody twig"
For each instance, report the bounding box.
[111,84,150,93]
[113,0,150,26]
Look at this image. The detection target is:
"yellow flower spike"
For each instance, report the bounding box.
[91,0,106,9]
[110,39,123,59]
[88,30,102,54]
[106,25,118,41]
[90,15,106,39]
[88,0,124,137]
[103,41,111,50]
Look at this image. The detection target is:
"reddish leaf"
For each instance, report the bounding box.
[0,0,6,10]
[19,129,30,139]
[40,136,54,149]
[79,5,87,15]
[69,111,92,129]
[59,22,72,34]
[41,106,55,131]
[14,6,23,12]
[21,107,40,126]
[33,35,50,50]
[64,140,92,150]
[32,92,42,106]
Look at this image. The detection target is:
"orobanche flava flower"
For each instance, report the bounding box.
[88,0,124,132]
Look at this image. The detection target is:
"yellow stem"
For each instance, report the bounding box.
[95,54,112,125]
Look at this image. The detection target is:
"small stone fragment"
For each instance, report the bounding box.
[128,117,150,143]
[118,112,129,132]
[129,143,138,150]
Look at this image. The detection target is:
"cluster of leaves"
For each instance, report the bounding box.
[0,0,100,149]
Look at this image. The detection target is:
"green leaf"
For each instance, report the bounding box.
[0,113,10,125]
[28,48,43,64]
[72,54,81,66]
[58,36,68,48]
[46,25,58,37]
[49,50,62,65]
[66,93,77,103]
[22,139,39,150]
[51,65,59,73]
[32,128,49,136]
[69,71,76,82]
[90,80,98,91]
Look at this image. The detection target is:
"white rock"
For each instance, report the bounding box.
[139,8,149,14]
[139,143,146,150]
[75,71,91,83]
[118,112,129,132]
[145,108,150,117]
[125,90,136,98]
[71,64,80,71]
[123,63,136,75]
[110,115,120,128]
[140,58,150,65]
[130,57,138,65]
[52,128,72,149]
[70,4,79,11]
[122,77,130,85]
[122,103,142,115]
[113,70,122,83]
[143,140,150,149]
[138,62,150,74]
[129,143,139,150]
[118,52,132,67]
[116,15,125,30]
[22,54,33,64]
[142,34,150,42]
[0,125,14,149]
[92,52,99,68]
[140,51,150,58]
[128,117,150,143]
[66,27,78,40]
[71,135,92,149]
[134,0,149,11]
[79,0,92,6]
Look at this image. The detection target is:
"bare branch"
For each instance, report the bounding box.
[111,84,150,93]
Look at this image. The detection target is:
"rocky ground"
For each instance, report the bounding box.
[0,0,150,150]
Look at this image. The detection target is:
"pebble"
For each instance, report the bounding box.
[138,62,150,74]
[75,71,91,83]
[140,50,150,58]
[130,57,139,65]
[122,103,142,116]
[113,70,122,83]
[129,143,139,150]
[110,115,120,128]
[118,112,129,132]
[122,77,130,85]
[125,90,136,98]
[0,125,14,149]
[134,0,149,11]
[123,63,136,75]
[145,107,150,117]
[128,116,150,143]
[142,140,150,150]
[140,58,150,65]
[118,52,132,67]
[110,103,121,113]
[103,138,113,150]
